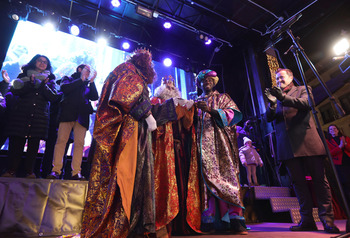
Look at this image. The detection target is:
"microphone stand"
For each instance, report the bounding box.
[285,28,349,235]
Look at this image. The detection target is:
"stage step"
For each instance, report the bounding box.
[290,208,320,223]
[254,186,291,199]
[270,197,299,212]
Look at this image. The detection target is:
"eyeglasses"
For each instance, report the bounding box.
[37,59,48,65]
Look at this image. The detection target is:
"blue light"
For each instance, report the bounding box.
[163,22,172,29]
[111,0,121,8]
[205,39,212,45]
[69,24,80,36]
[163,58,172,67]
[122,42,130,50]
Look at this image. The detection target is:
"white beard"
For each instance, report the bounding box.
[154,84,181,100]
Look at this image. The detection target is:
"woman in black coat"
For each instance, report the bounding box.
[2,54,59,178]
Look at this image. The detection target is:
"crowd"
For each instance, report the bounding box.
[0,50,346,236]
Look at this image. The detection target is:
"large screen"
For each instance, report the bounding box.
[1,20,196,154]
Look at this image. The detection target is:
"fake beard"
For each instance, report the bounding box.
[154,84,181,100]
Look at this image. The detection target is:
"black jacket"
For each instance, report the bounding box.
[58,72,99,129]
[7,73,59,139]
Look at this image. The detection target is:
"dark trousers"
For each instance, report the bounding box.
[8,136,40,175]
[284,155,334,224]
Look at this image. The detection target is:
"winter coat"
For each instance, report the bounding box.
[7,71,59,139]
[266,85,325,161]
[58,72,99,130]
[239,145,263,166]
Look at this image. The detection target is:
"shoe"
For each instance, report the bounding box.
[46,171,60,179]
[289,221,318,231]
[230,219,248,235]
[71,173,86,181]
[322,221,340,234]
[26,173,36,179]
[1,171,15,177]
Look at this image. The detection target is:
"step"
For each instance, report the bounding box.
[290,208,320,223]
[270,197,299,212]
[254,186,291,199]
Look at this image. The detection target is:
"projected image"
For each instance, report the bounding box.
[0,20,196,154]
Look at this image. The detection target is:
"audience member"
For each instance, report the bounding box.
[326,124,350,202]
[239,137,263,187]
[265,68,339,233]
[47,64,98,180]
[195,69,247,235]
[1,54,59,178]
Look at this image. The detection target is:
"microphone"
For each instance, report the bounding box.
[188,91,198,95]
[271,13,302,39]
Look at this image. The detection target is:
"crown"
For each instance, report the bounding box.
[161,75,175,85]
[131,47,152,57]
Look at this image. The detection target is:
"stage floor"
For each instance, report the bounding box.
[23,220,348,238]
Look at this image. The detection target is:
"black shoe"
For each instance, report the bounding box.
[322,221,340,234]
[26,173,36,179]
[290,221,318,231]
[46,171,60,179]
[1,171,15,177]
[230,219,248,235]
[71,173,86,181]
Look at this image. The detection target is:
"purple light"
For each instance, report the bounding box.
[205,39,212,45]
[122,42,130,50]
[163,22,172,29]
[163,58,172,67]
[111,0,121,8]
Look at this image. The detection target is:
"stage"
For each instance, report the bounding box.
[0,177,348,238]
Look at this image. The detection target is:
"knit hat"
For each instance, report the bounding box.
[243,137,252,145]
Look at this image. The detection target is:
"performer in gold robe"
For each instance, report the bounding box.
[81,49,176,237]
[150,76,202,236]
[195,69,248,235]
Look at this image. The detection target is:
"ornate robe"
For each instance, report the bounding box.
[196,91,243,211]
[81,62,171,237]
[150,97,202,234]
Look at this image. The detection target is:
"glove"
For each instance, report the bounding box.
[269,86,285,101]
[145,114,157,131]
[264,88,277,104]
[184,99,194,110]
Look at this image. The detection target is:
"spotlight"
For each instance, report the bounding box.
[122,42,130,50]
[97,37,108,46]
[136,5,154,19]
[163,22,172,29]
[8,2,30,21]
[205,39,212,45]
[69,24,80,36]
[333,38,349,56]
[111,0,121,8]
[163,58,172,67]
[43,22,56,31]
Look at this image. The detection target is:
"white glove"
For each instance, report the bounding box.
[145,114,157,131]
[184,99,194,110]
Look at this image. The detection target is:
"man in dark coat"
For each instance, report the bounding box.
[265,68,339,234]
[47,64,98,180]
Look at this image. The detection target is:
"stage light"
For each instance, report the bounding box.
[205,39,212,45]
[333,38,349,55]
[97,37,108,46]
[163,58,172,67]
[111,0,121,8]
[122,42,130,50]
[163,22,172,29]
[43,22,56,31]
[69,24,80,36]
[136,5,154,19]
[8,2,29,21]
